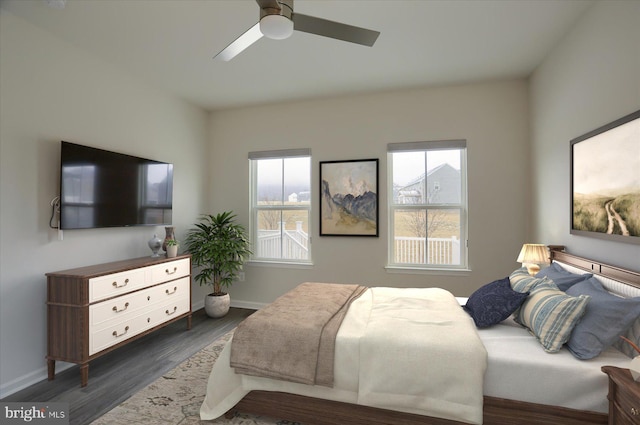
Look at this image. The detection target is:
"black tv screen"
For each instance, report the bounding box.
[60,141,173,229]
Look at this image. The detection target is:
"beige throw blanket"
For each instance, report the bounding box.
[230,282,367,387]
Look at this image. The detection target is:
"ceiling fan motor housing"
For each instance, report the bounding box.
[259,0,294,40]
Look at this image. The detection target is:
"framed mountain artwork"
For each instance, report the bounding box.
[320,159,379,237]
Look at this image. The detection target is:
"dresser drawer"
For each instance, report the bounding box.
[89,277,190,329]
[90,312,152,355]
[148,296,191,329]
[149,258,190,285]
[89,268,147,303]
[89,293,190,355]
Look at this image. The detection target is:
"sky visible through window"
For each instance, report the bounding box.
[393,150,461,186]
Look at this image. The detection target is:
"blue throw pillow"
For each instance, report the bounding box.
[464,277,529,328]
[566,277,640,359]
[535,262,592,291]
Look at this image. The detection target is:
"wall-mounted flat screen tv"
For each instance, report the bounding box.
[60,141,173,230]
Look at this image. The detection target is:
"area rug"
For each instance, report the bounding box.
[91,331,301,425]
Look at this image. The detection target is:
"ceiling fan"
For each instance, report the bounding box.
[215,0,380,61]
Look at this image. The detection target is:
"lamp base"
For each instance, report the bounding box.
[525,263,541,276]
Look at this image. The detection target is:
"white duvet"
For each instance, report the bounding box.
[201,287,488,424]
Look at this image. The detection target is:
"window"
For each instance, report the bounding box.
[388,140,468,270]
[249,149,311,263]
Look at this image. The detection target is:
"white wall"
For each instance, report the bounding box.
[209,80,531,307]
[530,0,640,270]
[0,11,210,397]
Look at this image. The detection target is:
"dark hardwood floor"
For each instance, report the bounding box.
[1,307,254,425]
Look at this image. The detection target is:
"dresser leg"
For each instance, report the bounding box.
[80,363,89,387]
[187,314,192,330]
[47,359,55,381]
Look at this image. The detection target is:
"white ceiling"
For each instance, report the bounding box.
[1,0,595,111]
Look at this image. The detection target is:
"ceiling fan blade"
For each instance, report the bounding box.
[293,13,379,47]
[214,22,263,61]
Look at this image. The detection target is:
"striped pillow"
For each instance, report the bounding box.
[509,268,550,293]
[515,281,590,353]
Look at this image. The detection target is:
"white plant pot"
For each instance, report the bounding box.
[631,356,640,381]
[204,293,230,318]
[166,245,179,258]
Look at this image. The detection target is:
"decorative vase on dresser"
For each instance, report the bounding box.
[162,226,176,252]
[46,254,192,387]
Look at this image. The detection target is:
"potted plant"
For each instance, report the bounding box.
[165,238,179,258]
[184,212,252,318]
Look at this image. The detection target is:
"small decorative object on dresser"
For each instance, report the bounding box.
[620,336,640,381]
[148,233,163,257]
[184,212,251,318]
[166,239,179,258]
[602,366,640,424]
[162,226,176,252]
[46,255,192,387]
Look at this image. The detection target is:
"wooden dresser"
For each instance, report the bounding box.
[46,254,192,387]
[602,366,640,424]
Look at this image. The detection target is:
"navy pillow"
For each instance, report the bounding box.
[566,277,640,360]
[464,277,529,328]
[535,262,592,291]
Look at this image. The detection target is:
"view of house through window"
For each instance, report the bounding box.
[249,150,311,263]
[388,141,468,269]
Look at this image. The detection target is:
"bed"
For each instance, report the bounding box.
[200,248,640,424]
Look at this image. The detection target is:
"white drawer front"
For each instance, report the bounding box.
[148,297,191,329]
[149,258,190,285]
[89,313,151,355]
[89,269,147,303]
[89,293,190,355]
[89,277,190,329]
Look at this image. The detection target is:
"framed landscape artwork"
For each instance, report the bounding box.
[570,109,640,244]
[320,159,379,236]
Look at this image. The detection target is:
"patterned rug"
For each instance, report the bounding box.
[91,331,301,425]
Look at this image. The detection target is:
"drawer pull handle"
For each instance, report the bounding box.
[165,267,178,275]
[112,326,130,338]
[166,287,178,295]
[112,302,129,313]
[632,407,639,416]
[166,306,178,315]
[112,278,129,288]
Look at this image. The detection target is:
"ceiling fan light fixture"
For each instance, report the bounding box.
[260,15,294,40]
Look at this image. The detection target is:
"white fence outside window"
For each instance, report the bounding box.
[256,221,309,260]
[394,236,460,265]
[256,225,459,265]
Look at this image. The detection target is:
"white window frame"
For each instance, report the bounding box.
[387,140,469,271]
[249,149,312,265]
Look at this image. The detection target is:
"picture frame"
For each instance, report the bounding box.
[320,159,379,237]
[570,109,640,244]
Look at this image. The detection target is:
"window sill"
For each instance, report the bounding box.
[385,265,471,276]
[247,260,314,269]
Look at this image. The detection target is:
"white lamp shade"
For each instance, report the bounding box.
[517,244,548,264]
[260,15,294,40]
[631,356,640,381]
[517,244,548,275]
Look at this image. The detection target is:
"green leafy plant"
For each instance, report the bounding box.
[184,212,252,295]
[166,238,179,247]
